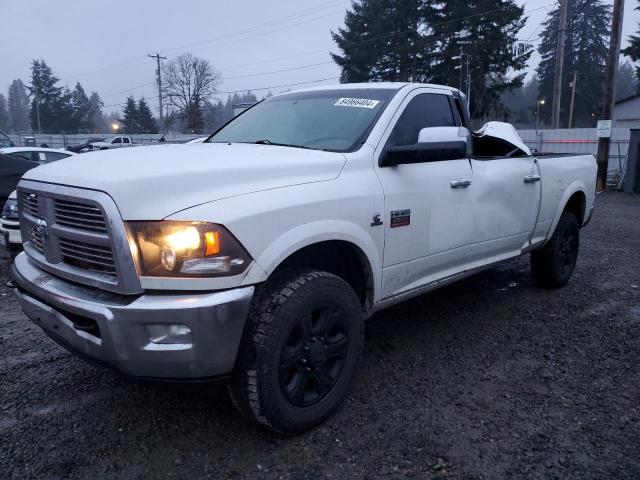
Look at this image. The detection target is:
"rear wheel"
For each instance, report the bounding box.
[531,211,580,288]
[230,269,364,434]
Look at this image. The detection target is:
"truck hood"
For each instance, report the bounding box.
[23,143,346,219]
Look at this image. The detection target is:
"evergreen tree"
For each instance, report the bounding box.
[331,0,430,82]
[203,99,225,132]
[536,0,611,126]
[429,0,531,119]
[88,92,105,132]
[137,97,158,133]
[616,61,639,100]
[8,79,30,132]
[622,0,640,88]
[55,87,76,133]
[500,75,540,126]
[331,0,530,117]
[122,96,139,133]
[0,94,9,131]
[70,83,92,133]
[29,59,64,133]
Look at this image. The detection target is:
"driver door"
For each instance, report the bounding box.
[374,89,474,299]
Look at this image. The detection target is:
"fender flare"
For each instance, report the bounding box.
[253,220,383,303]
[543,180,587,246]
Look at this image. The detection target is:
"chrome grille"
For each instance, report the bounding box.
[26,225,45,253]
[54,199,107,233]
[59,238,116,275]
[21,192,39,216]
[17,181,142,295]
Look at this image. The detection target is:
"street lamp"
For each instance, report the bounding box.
[111,123,120,132]
[537,99,546,126]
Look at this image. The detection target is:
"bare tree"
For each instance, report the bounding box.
[163,54,220,133]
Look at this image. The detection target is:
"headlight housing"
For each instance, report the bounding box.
[126,221,251,277]
[2,198,18,220]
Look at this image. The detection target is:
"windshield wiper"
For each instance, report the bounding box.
[254,140,313,150]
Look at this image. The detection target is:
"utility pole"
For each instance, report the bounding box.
[551,0,569,129]
[33,85,42,134]
[568,71,577,128]
[596,0,625,191]
[148,53,167,131]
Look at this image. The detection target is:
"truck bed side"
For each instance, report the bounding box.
[532,154,597,246]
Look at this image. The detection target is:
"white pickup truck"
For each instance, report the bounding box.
[11,83,596,434]
[89,136,133,150]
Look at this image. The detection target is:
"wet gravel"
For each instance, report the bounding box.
[1,192,639,479]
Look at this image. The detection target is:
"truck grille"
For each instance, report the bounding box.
[21,192,39,216]
[17,182,142,295]
[54,199,108,233]
[26,225,45,253]
[59,238,116,274]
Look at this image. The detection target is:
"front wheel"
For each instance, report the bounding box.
[531,211,580,288]
[230,269,364,434]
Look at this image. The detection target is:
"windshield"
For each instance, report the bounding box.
[101,137,115,143]
[208,88,396,152]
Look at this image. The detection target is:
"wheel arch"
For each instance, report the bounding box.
[253,220,382,313]
[544,181,588,246]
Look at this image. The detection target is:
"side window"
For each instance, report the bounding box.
[387,93,455,147]
[454,98,467,127]
[123,137,131,144]
[44,152,69,162]
[8,152,32,161]
[113,137,122,144]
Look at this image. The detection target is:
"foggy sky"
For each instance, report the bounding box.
[2,0,639,116]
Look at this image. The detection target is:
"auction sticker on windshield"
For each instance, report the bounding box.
[334,98,380,108]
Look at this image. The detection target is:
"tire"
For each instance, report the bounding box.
[531,211,580,288]
[230,269,364,434]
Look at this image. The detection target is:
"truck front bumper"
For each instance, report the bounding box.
[1,219,21,245]
[11,252,254,380]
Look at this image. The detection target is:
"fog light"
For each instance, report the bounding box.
[146,324,193,344]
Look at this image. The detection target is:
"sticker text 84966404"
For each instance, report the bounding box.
[334,98,380,109]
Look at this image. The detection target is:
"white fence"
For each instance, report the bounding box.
[518,128,630,177]
[6,128,632,180]
[6,133,203,149]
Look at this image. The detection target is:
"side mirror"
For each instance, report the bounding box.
[380,126,468,167]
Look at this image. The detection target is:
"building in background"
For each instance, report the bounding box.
[613,95,640,129]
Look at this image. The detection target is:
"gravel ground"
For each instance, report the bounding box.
[1,192,639,479]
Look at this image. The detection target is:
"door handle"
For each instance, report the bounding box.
[523,174,541,183]
[450,179,472,189]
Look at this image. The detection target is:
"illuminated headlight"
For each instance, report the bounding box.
[126,221,251,277]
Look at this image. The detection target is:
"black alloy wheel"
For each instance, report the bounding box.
[279,305,349,407]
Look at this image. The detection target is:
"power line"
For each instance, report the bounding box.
[59,0,348,82]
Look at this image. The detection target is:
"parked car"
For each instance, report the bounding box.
[10,82,597,434]
[1,190,19,247]
[0,129,13,148]
[0,148,75,201]
[89,136,133,150]
[67,137,105,153]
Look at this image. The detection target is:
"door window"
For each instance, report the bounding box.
[123,137,131,144]
[387,94,455,147]
[112,137,122,144]
[43,152,70,162]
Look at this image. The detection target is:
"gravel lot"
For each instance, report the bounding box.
[1,192,639,479]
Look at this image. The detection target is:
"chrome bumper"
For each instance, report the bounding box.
[0,219,21,244]
[11,252,254,379]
